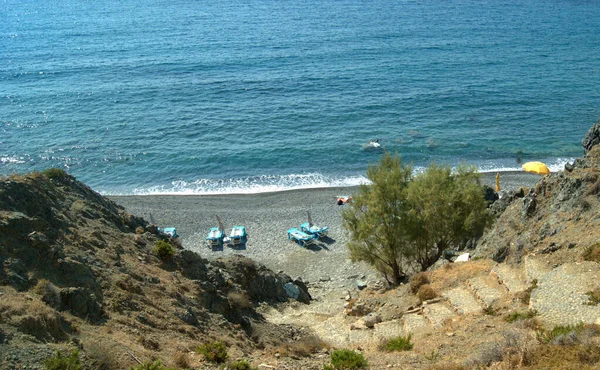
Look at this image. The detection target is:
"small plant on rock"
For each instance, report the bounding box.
[130,360,177,370]
[42,168,69,181]
[44,350,82,370]
[505,309,537,323]
[226,359,257,370]
[537,322,585,344]
[324,349,368,369]
[197,340,228,363]
[381,334,413,352]
[154,240,174,261]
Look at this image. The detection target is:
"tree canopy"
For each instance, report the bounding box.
[342,153,490,285]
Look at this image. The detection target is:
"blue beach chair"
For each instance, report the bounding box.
[300,211,328,239]
[161,227,179,238]
[287,227,316,247]
[206,216,226,248]
[229,225,248,246]
[206,227,225,248]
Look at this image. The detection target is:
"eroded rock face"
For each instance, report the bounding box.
[582,119,600,154]
[60,287,104,323]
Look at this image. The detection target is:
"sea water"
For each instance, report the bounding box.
[1,0,599,195]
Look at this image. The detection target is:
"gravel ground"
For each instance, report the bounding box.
[110,172,540,294]
[111,187,376,293]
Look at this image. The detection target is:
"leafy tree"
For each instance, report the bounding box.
[405,163,489,271]
[341,152,413,284]
[342,155,490,283]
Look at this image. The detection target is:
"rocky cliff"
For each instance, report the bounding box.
[0,170,312,369]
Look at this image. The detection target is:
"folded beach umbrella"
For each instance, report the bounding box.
[216,215,225,233]
[522,161,550,175]
[307,211,313,227]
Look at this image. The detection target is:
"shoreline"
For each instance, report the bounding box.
[110,171,543,291]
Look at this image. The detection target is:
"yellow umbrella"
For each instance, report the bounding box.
[522,161,550,175]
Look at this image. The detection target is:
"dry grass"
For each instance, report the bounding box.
[82,338,121,370]
[410,272,430,294]
[417,284,438,302]
[33,278,61,309]
[227,291,253,309]
[1,296,70,342]
[582,243,600,263]
[427,259,493,292]
[172,351,190,368]
[276,335,329,358]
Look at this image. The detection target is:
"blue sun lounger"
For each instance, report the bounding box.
[287,227,316,247]
[206,227,225,248]
[161,227,179,238]
[300,222,328,239]
[229,226,248,246]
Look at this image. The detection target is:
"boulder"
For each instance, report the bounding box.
[522,196,537,217]
[284,282,311,304]
[60,287,103,323]
[363,312,382,328]
[176,308,198,326]
[483,185,499,206]
[581,119,600,154]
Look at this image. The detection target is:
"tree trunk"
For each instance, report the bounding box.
[391,261,404,285]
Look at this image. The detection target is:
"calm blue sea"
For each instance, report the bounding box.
[1,0,600,195]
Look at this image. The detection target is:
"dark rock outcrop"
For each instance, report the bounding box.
[581,118,600,154]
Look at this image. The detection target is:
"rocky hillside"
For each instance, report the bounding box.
[260,123,600,369]
[0,170,315,369]
[3,122,600,370]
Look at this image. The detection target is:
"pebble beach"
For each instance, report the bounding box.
[110,171,542,292]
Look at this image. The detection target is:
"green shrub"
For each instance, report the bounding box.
[129,360,177,370]
[226,359,257,370]
[326,349,368,369]
[381,334,413,352]
[197,340,228,363]
[154,240,174,261]
[537,322,585,343]
[44,350,82,370]
[505,309,537,323]
[42,168,69,181]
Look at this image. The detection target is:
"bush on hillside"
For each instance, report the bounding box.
[410,272,429,294]
[324,349,368,369]
[42,168,69,181]
[226,359,257,370]
[154,240,174,261]
[380,334,413,352]
[44,350,82,370]
[582,243,600,263]
[130,360,178,370]
[197,340,228,363]
[417,284,438,302]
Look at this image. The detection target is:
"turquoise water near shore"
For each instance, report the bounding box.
[1,0,599,195]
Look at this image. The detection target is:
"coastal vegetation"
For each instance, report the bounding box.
[154,240,175,261]
[341,152,489,284]
[323,349,368,370]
